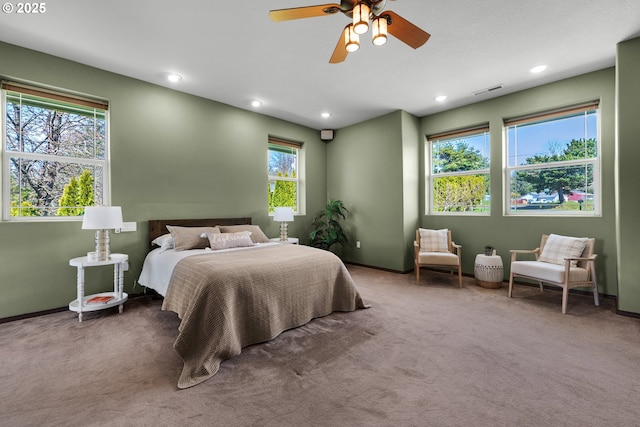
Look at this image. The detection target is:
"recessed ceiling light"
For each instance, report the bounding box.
[167,73,182,83]
[530,65,548,74]
[435,95,447,102]
[251,100,261,108]
[321,112,331,118]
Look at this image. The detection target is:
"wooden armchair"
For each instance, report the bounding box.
[414,228,462,288]
[508,234,599,314]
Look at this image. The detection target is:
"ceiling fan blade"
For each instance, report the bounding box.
[269,4,342,22]
[383,10,431,49]
[329,26,350,63]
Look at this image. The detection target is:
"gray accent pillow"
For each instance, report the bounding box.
[219,225,270,243]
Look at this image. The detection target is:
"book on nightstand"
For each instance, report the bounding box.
[86,295,114,304]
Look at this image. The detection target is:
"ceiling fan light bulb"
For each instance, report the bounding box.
[345,25,360,52]
[353,2,370,35]
[372,34,387,46]
[372,17,387,46]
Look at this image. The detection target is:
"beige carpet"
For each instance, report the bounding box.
[1,265,639,427]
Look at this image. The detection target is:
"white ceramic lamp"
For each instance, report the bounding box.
[273,207,294,241]
[82,206,123,261]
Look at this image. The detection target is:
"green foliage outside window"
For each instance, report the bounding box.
[56,169,95,216]
[268,171,297,213]
[431,137,490,212]
[433,175,487,212]
[515,138,596,205]
[4,86,106,219]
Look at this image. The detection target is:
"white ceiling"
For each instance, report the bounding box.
[1,0,639,130]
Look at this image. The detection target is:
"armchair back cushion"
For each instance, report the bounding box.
[418,228,450,252]
[538,234,589,267]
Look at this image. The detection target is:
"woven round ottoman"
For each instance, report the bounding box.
[474,254,504,289]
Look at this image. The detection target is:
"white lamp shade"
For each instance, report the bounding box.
[82,206,124,230]
[273,207,294,222]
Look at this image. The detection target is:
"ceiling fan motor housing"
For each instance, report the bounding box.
[341,0,387,17]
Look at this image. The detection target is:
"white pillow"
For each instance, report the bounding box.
[538,234,588,267]
[151,233,174,252]
[204,231,254,250]
[219,225,270,243]
[419,228,449,252]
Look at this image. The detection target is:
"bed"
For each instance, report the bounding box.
[138,218,369,389]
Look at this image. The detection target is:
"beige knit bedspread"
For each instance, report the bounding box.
[162,244,368,389]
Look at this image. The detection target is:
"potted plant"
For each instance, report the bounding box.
[484,245,495,256]
[309,199,349,252]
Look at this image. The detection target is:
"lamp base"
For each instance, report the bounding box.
[279,222,288,241]
[94,229,111,261]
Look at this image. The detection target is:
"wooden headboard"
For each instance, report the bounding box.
[148,217,252,247]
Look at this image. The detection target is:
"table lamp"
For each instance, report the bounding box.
[82,206,123,261]
[273,207,294,241]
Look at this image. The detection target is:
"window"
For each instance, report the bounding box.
[427,126,490,214]
[2,82,109,220]
[268,137,301,214]
[506,103,599,215]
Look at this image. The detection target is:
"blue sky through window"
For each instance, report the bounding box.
[508,111,597,166]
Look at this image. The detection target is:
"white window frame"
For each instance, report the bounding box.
[504,102,601,216]
[1,81,110,221]
[426,126,491,215]
[267,137,304,215]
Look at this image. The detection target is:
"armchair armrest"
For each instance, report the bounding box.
[563,254,597,268]
[452,242,461,257]
[565,255,596,262]
[510,247,540,262]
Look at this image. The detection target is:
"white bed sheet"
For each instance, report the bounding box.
[137,242,279,296]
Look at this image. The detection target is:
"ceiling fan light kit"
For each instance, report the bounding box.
[269,0,430,63]
[372,16,388,46]
[353,2,371,34]
[346,25,360,52]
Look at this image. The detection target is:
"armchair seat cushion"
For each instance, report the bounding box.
[418,251,460,266]
[511,260,589,284]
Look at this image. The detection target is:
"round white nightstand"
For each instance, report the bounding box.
[68,253,129,322]
[269,237,299,244]
[474,253,504,289]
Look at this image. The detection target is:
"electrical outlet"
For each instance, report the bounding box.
[356,240,361,249]
[116,222,137,233]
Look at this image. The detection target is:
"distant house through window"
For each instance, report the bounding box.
[505,102,600,215]
[1,81,109,220]
[427,126,490,214]
[268,137,302,214]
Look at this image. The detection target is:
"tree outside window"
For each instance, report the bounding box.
[428,128,490,214]
[2,83,108,220]
[506,104,599,215]
[268,139,300,213]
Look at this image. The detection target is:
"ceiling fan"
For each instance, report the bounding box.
[269,0,431,63]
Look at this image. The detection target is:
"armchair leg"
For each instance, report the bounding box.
[508,273,514,298]
[562,287,569,314]
[458,267,462,288]
[415,264,420,284]
[591,264,600,307]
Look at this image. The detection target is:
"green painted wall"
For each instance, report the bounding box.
[0,42,326,318]
[326,111,410,271]
[615,37,640,314]
[400,111,421,270]
[420,68,618,296]
[2,37,639,317]
[327,68,619,299]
